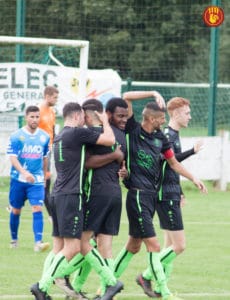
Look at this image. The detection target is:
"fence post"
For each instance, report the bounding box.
[16,0,26,62]
[122,77,132,93]
[217,130,229,191]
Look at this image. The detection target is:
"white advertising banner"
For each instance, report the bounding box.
[0,62,122,115]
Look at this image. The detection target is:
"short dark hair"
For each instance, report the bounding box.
[82,98,103,113]
[62,102,82,119]
[145,101,166,113]
[25,105,40,115]
[44,86,59,96]
[105,97,128,113]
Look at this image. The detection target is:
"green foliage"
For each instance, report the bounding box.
[0,1,230,133]
[1,0,230,83]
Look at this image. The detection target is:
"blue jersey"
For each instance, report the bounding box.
[7,127,50,184]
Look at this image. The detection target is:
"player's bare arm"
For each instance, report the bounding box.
[94,111,115,146]
[166,155,208,193]
[10,156,35,183]
[85,145,124,169]
[123,90,166,118]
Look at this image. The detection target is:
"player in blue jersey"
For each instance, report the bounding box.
[7,105,50,252]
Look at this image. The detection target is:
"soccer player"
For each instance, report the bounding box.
[7,105,50,252]
[38,86,59,219]
[77,98,128,298]
[30,102,123,300]
[112,91,207,300]
[136,97,204,297]
[55,98,128,299]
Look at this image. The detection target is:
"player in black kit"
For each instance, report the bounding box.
[113,91,207,300]
[137,97,204,298]
[31,102,123,300]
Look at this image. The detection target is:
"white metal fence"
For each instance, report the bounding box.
[1,131,230,191]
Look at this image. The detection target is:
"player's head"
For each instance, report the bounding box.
[105,97,128,130]
[62,102,84,126]
[82,98,103,126]
[44,86,59,107]
[25,105,40,131]
[142,102,166,130]
[25,105,40,115]
[167,97,191,128]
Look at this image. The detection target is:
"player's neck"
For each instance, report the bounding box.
[24,125,37,134]
[64,120,81,127]
[42,99,51,108]
[141,121,153,133]
[168,119,180,131]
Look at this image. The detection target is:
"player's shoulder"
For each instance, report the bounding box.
[88,126,103,133]
[38,102,54,114]
[125,114,139,133]
[164,126,178,140]
[111,125,125,142]
[155,128,166,138]
[37,128,50,140]
[38,102,45,111]
[60,126,91,138]
[10,128,24,139]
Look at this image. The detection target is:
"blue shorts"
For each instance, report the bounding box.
[9,178,44,209]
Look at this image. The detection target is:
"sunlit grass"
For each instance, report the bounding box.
[0,178,230,299]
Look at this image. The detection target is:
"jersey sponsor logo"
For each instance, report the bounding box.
[137,149,155,169]
[203,6,224,27]
[21,153,41,158]
[21,144,43,158]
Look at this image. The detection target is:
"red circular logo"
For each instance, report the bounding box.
[203,6,224,27]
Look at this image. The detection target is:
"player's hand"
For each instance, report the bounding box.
[95,111,109,124]
[118,160,128,179]
[152,91,166,108]
[192,178,208,193]
[180,194,186,207]
[113,145,124,164]
[194,139,204,153]
[23,171,35,183]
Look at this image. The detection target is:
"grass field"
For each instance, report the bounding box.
[0,177,230,299]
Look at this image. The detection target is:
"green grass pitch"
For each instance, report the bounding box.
[0,177,230,299]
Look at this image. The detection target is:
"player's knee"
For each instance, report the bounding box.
[174,242,186,254]
[147,243,161,252]
[126,239,142,254]
[129,245,140,254]
[12,207,21,215]
[32,205,43,213]
[144,237,161,252]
